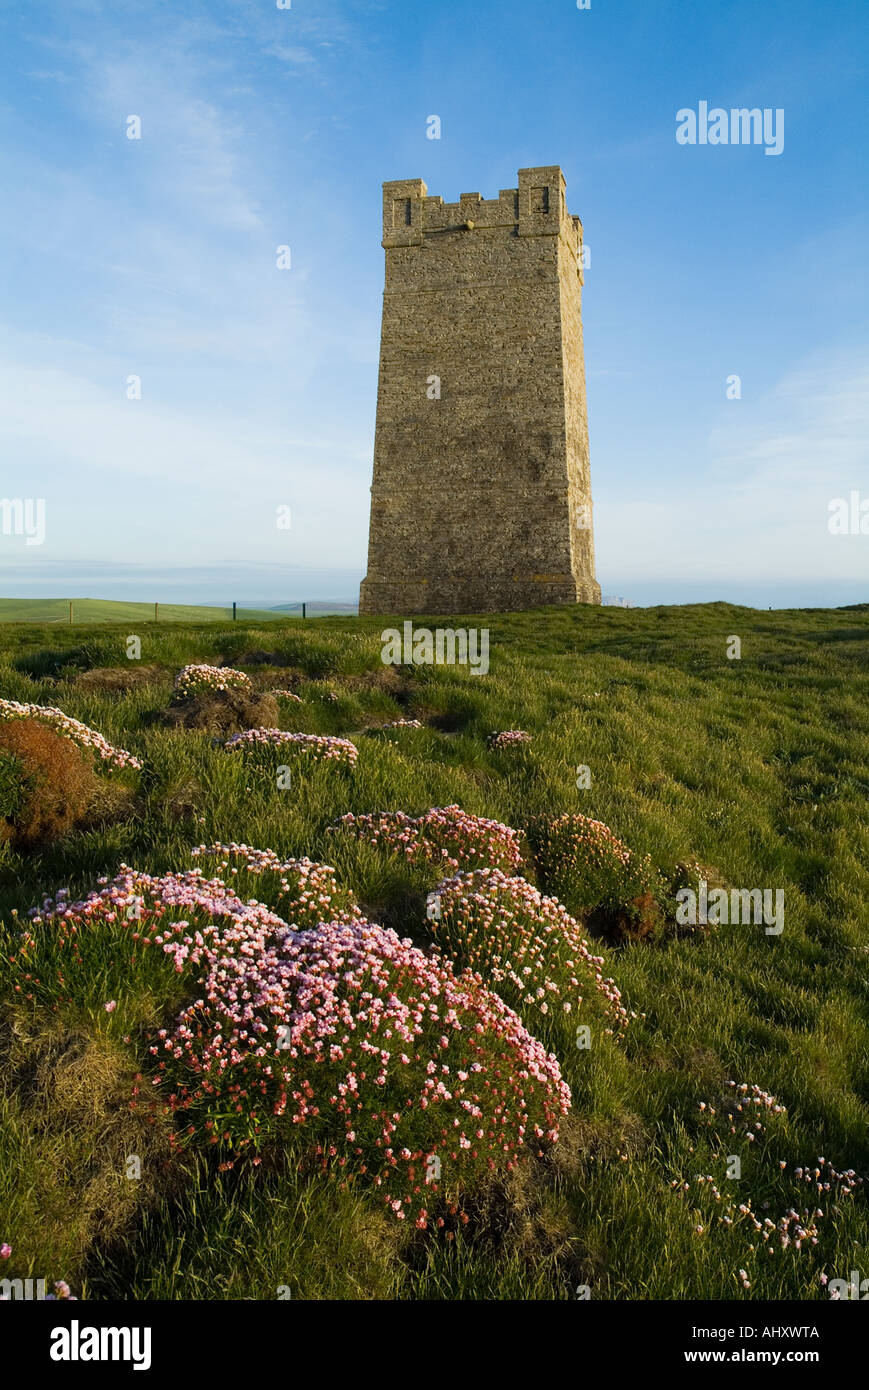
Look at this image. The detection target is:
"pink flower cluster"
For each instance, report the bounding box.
[190,842,361,927]
[150,913,570,1225]
[331,805,524,875]
[22,865,290,960]
[173,664,252,701]
[699,1081,787,1139]
[380,718,423,730]
[14,859,570,1226]
[487,730,532,749]
[430,868,630,1035]
[224,729,358,765]
[0,698,142,770]
[271,690,304,702]
[791,1157,863,1199]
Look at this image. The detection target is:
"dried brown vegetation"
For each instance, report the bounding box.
[0,719,97,850]
[158,689,279,735]
[70,665,168,694]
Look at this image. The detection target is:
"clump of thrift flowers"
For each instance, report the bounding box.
[173,665,252,702]
[487,730,532,750]
[190,842,361,927]
[10,861,570,1228]
[331,805,523,875]
[0,698,141,770]
[429,868,630,1040]
[379,718,423,730]
[147,915,571,1224]
[224,729,358,766]
[13,865,295,1011]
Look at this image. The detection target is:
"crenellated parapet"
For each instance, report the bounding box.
[382,167,583,267]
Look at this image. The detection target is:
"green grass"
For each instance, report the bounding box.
[0,600,867,1301]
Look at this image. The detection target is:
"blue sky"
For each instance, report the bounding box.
[0,0,866,607]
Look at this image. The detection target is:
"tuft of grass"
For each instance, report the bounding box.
[0,1011,179,1286]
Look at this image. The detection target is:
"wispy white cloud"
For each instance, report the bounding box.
[266,44,317,66]
[0,344,371,569]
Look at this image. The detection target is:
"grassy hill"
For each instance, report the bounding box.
[0,602,866,1301]
[0,598,293,624]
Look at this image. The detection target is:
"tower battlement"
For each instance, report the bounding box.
[360,165,601,617]
[382,168,583,266]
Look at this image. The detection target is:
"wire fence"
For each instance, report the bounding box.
[0,600,360,625]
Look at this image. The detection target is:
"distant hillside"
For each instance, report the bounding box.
[0,598,298,625]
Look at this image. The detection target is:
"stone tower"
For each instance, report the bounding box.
[359,166,602,616]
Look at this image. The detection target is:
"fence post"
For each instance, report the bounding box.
[233,602,237,621]
[302,602,306,619]
[69,600,73,625]
[155,602,158,623]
